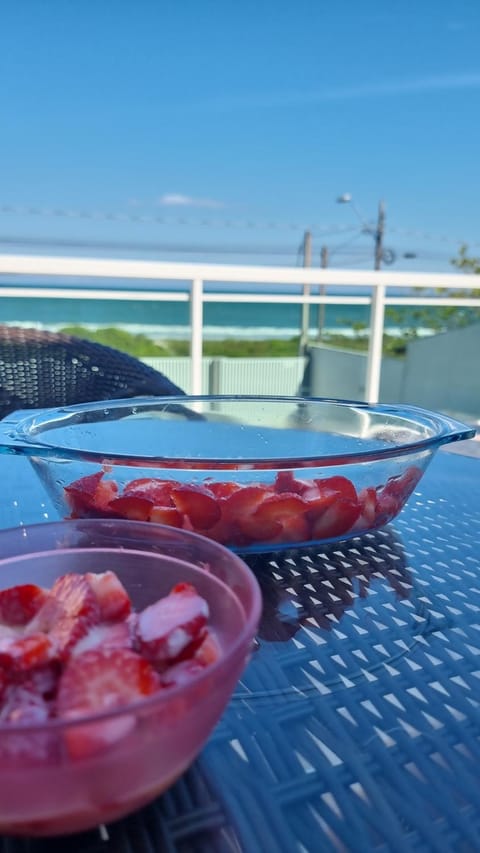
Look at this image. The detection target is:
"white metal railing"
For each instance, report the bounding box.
[1,253,479,402]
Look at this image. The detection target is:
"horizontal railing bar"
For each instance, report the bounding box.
[201,293,372,305]
[385,297,480,308]
[0,253,476,289]
[0,287,190,302]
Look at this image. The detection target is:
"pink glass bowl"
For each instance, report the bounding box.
[0,518,262,837]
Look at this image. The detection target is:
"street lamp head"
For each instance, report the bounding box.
[336,193,352,204]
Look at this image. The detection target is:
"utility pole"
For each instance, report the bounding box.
[374,200,385,271]
[318,245,328,339]
[299,230,312,353]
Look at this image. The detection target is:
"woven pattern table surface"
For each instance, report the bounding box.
[1,450,479,853]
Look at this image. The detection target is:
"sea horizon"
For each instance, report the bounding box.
[0,294,447,341]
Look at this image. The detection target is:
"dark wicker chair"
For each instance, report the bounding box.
[0,326,185,419]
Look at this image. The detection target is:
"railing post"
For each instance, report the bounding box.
[190,277,204,395]
[365,281,385,404]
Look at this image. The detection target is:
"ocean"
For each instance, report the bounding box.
[0,291,442,340]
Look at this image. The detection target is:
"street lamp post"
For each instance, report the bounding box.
[336,194,386,270]
[336,193,387,404]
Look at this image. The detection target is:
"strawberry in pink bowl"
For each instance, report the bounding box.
[0,395,475,552]
[0,519,261,837]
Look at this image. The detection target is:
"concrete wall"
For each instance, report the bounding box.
[307,323,480,419]
[399,324,480,416]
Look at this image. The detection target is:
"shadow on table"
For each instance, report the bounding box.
[244,526,412,643]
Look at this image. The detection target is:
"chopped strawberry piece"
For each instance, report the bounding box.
[57,649,161,714]
[0,683,55,762]
[194,630,220,666]
[32,575,100,659]
[160,659,204,687]
[108,495,153,521]
[0,683,51,725]
[57,648,161,758]
[0,584,48,627]
[311,498,361,540]
[136,583,209,667]
[65,472,118,517]
[86,571,132,621]
[0,633,56,672]
[171,484,221,530]
[149,505,184,527]
[71,621,133,657]
[51,574,100,621]
[19,663,60,700]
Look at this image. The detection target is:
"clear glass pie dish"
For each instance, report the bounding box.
[0,395,475,553]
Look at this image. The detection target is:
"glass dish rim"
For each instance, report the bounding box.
[0,394,475,467]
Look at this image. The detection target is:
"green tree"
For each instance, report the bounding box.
[386,244,480,338]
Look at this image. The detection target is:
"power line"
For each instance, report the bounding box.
[0,202,477,247]
[0,204,357,236]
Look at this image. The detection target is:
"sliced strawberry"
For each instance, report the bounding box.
[352,486,378,531]
[221,484,272,523]
[57,648,161,758]
[108,495,153,521]
[123,478,176,505]
[171,484,220,530]
[236,514,282,543]
[272,512,310,545]
[0,633,56,672]
[0,584,48,627]
[252,493,308,523]
[149,505,184,527]
[314,475,358,502]
[136,583,209,668]
[206,481,242,500]
[311,498,361,540]
[382,466,423,501]
[274,471,310,495]
[374,490,401,525]
[303,486,340,519]
[86,571,132,621]
[237,492,307,544]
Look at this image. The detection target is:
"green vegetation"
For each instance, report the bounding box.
[59,325,410,359]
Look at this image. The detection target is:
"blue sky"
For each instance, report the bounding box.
[0,0,479,272]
